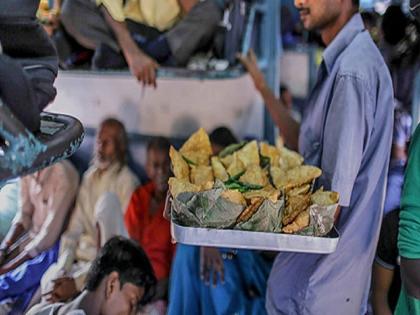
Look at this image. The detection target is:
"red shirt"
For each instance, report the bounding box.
[125,182,175,280]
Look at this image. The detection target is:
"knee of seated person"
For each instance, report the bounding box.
[94,192,121,216]
[192,0,222,25]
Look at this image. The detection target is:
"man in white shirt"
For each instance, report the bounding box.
[40,118,138,303]
[0,160,79,313]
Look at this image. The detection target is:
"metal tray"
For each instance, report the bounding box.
[171,222,339,254]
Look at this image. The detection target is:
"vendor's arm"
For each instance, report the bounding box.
[238,50,300,151]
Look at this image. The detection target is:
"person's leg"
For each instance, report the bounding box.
[0,54,40,132]
[165,0,222,66]
[59,0,127,69]
[0,241,59,311]
[167,244,201,315]
[60,0,119,52]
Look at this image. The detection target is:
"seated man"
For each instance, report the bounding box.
[124,137,174,314]
[0,160,79,314]
[39,118,138,303]
[27,236,157,315]
[55,0,221,86]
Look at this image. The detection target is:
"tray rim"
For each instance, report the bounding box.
[171,221,340,254]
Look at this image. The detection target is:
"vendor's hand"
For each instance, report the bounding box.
[127,51,159,88]
[45,276,78,303]
[237,50,267,92]
[200,247,225,286]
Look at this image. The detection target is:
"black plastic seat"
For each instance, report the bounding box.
[0,101,84,183]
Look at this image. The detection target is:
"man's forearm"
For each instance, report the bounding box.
[1,251,32,274]
[100,6,143,63]
[1,223,25,251]
[372,294,392,315]
[178,0,198,13]
[259,86,300,151]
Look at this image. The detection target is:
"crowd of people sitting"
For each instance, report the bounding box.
[0,117,279,314]
[37,0,227,86]
[1,0,420,314]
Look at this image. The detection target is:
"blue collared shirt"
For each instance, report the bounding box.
[267,14,394,315]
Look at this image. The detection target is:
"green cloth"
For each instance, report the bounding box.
[396,124,420,314]
[394,288,420,315]
[398,124,420,259]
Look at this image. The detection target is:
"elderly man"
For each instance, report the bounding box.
[40,118,138,304]
[240,0,394,313]
[0,160,79,313]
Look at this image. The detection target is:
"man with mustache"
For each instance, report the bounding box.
[240,0,394,313]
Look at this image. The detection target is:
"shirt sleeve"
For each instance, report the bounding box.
[399,124,420,259]
[13,177,35,230]
[24,165,79,257]
[96,0,125,22]
[319,74,374,207]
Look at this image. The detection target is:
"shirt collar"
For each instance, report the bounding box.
[323,13,365,74]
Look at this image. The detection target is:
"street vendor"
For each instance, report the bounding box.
[239,0,394,313]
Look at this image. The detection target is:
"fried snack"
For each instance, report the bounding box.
[168,177,201,197]
[276,165,322,191]
[180,128,212,165]
[282,209,310,234]
[243,185,279,203]
[239,164,269,187]
[236,140,260,167]
[200,181,215,191]
[311,188,339,206]
[191,165,214,187]
[169,146,190,180]
[282,194,311,225]
[236,197,264,224]
[211,156,229,181]
[260,142,280,167]
[288,184,311,197]
[220,154,234,168]
[227,153,246,177]
[221,189,247,206]
[270,166,287,189]
[278,146,304,170]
